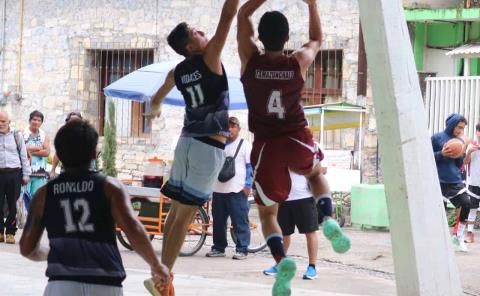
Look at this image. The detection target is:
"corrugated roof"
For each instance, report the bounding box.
[446,43,480,58]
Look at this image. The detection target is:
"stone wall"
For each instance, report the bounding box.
[0,0,370,180]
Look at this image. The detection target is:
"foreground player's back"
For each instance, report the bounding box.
[241,53,307,138]
[44,171,126,285]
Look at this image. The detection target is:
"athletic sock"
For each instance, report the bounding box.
[316,195,333,218]
[457,222,467,241]
[308,263,316,269]
[467,209,478,232]
[266,233,286,264]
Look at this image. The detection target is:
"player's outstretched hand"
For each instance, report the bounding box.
[303,0,317,5]
[148,104,162,122]
[441,144,455,158]
[151,263,170,290]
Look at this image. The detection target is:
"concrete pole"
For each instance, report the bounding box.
[357,1,462,295]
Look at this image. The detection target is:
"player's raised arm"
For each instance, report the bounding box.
[293,0,323,76]
[204,0,240,75]
[106,178,169,285]
[150,69,175,120]
[237,0,265,75]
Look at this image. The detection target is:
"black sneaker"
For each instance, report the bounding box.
[206,249,226,257]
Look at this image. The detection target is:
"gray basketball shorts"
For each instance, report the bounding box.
[161,136,226,206]
[43,281,123,296]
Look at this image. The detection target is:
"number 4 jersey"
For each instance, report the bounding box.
[174,55,230,138]
[241,52,307,138]
[44,172,126,286]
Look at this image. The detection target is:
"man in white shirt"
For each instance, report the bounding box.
[0,110,31,244]
[464,122,480,243]
[263,145,350,279]
[206,117,253,260]
[263,172,320,280]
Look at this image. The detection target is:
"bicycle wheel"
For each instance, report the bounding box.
[231,199,267,253]
[116,230,154,250]
[179,206,209,256]
[116,197,155,250]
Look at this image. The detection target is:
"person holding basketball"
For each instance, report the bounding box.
[431,113,471,252]
[237,0,349,295]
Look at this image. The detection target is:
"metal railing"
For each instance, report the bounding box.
[425,76,480,138]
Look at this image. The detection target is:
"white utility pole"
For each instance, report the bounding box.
[357,1,462,295]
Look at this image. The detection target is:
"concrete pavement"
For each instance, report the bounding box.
[3,228,479,295]
[0,251,383,296]
[0,228,397,296]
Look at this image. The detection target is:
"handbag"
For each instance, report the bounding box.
[16,190,28,229]
[218,139,244,183]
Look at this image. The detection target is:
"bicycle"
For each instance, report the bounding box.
[116,185,267,256]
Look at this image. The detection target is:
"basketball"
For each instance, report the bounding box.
[444,138,465,158]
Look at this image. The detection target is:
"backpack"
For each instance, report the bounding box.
[13,130,24,165]
[217,139,244,183]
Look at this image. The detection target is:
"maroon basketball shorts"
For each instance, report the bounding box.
[251,128,321,206]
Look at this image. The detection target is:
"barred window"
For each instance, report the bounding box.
[88,47,155,137]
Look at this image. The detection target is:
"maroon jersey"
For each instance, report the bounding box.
[241,52,307,138]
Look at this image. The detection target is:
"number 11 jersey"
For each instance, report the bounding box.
[174,55,230,138]
[241,52,307,139]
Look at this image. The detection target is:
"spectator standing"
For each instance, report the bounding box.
[431,113,471,252]
[0,110,31,244]
[24,110,50,195]
[263,172,319,279]
[464,123,480,243]
[50,111,83,177]
[206,116,253,259]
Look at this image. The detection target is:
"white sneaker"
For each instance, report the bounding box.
[452,236,468,252]
[458,240,468,252]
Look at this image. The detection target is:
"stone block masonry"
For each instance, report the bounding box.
[0,0,375,180]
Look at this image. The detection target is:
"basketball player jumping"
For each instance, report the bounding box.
[149,0,240,294]
[237,0,350,295]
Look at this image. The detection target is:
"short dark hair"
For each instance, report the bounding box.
[29,110,44,122]
[55,120,98,168]
[476,123,480,132]
[168,22,190,57]
[458,116,468,126]
[65,111,82,122]
[258,11,289,51]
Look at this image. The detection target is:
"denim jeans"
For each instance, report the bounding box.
[211,191,250,254]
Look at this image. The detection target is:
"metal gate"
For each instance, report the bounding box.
[425,76,480,138]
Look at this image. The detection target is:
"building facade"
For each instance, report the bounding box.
[0,0,370,180]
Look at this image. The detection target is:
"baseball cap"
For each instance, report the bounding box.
[229,116,240,126]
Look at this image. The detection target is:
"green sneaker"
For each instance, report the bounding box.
[322,218,342,239]
[272,258,297,296]
[332,235,351,254]
[323,218,351,254]
[143,278,161,296]
[452,236,467,252]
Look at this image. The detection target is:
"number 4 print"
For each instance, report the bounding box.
[186,84,205,108]
[267,90,286,119]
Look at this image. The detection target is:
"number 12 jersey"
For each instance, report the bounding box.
[44,172,126,286]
